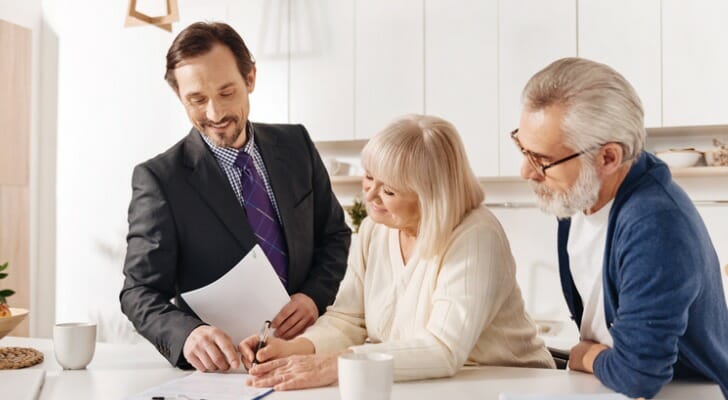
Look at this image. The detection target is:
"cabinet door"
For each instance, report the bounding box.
[663,0,728,126]
[289,0,354,141]
[578,0,661,128]
[498,0,576,177]
[227,0,290,124]
[425,0,499,177]
[355,0,424,139]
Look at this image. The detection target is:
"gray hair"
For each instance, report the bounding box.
[522,57,646,163]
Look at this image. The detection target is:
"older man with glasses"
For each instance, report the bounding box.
[513,57,728,399]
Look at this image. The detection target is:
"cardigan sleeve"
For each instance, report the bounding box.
[298,219,372,353]
[593,209,701,399]
[350,220,514,381]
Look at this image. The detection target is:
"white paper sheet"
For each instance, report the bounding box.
[499,394,629,400]
[127,372,273,400]
[181,245,290,344]
[3,369,45,400]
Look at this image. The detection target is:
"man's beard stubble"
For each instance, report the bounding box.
[199,115,243,148]
[530,162,601,219]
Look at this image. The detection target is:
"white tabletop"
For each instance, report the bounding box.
[0,336,722,400]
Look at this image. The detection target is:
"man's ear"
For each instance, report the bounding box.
[597,142,625,175]
[245,66,257,93]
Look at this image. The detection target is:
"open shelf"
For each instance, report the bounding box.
[330,175,362,184]
[647,124,728,138]
[329,166,728,186]
[670,166,728,177]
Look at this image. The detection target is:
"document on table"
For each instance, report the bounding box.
[127,372,273,400]
[181,244,290,344]
[499,394,629,400]
[3,369,45,400]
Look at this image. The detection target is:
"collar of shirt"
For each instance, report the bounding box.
[199,121,256,169]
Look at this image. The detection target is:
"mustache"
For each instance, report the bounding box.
[201,115,239,128]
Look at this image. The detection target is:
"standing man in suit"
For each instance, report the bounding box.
[120,22,351,372]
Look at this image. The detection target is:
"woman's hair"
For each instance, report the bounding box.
[361,114,484,259]
[522,57,645,163]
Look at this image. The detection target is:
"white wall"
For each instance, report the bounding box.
[43,0,298,340]
[11,0,728,341]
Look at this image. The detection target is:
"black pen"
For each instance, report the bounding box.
[251,320,271,367]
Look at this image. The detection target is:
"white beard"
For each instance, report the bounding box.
[531,163,601,219]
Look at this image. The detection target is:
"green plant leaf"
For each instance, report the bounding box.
[0,289,14,297]
[0,262,7,272]
[0,273,7,279]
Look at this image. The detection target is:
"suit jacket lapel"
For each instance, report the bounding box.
[183,129,257,252]
[254,124,307,290]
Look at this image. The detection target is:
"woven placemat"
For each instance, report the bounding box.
[0,346,44,369]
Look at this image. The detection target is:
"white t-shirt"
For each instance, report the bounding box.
[567,201,614,348]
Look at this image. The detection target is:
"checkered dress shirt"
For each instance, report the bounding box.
[199,123,282,221]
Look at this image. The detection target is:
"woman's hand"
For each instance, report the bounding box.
[246,352,345,391]
[238,336,316,370]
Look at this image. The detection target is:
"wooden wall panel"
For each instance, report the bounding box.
[0,187,30,335]
[0,19,31,336]
[0,19,31,185]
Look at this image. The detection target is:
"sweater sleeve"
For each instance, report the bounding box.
[350,220,513,381]
[593,209,701,399]
[298,219,372,353]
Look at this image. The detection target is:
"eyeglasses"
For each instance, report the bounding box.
[510,128,595,177]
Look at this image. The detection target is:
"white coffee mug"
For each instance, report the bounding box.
[53,322,97,370]
[338,352,393,400]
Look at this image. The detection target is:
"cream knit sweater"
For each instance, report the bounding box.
[300,205,555,381]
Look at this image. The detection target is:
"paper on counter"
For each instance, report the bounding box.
[127,371,273,400]
[181,244,290,344]
[499,394,630,400]
[3,369,45,400]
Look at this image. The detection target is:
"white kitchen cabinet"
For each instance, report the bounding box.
[425,0,499,177]
[498,0,577,177]
[578,0,662,128]
[355,0,424,139]
[289,0,355,141]
[662,0,728,126]
[227,0,290,124]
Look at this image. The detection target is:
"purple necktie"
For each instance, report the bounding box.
[234,151,288,284]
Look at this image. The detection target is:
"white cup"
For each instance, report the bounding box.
[338,352,393,400]
[53,322,97,370]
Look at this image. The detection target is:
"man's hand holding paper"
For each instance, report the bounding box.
[183,325,240,372]
[271,293,319,340]
[180,245,292,371]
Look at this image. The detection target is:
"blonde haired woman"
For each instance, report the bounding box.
[240,115,554,390]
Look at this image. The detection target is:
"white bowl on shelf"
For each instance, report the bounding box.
[655,149,703,168]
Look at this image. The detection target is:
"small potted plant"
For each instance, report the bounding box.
[0,262,14,318]
[346,197,367,234]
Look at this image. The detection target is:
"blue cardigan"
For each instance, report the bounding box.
[557,152,728,399]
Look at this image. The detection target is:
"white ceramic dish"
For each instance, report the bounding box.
[655,149,703,168]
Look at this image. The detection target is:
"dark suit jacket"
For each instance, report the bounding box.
[120,123,351,367]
